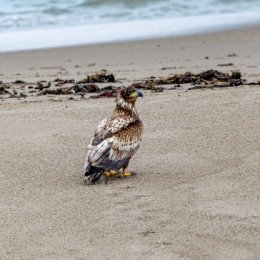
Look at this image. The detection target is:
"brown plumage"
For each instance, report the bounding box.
[84,86,143,184]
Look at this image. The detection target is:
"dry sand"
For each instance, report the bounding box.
[0,26,260,259]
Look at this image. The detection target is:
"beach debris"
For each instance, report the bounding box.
[73,83,100,94]
[145,72,194,85]
[88,63,96,67]
[0,85,8,94]
[72,83,101,97]
[0,84,15,97]
[38,83,101,96]
[139,230,156,236]
[54,78,75,86]
[39,87,74,95]
[247,80,260,85]
[187,70,245,90]
[1,69,259,103]
[131,82,164,92]
[89,86,117,99]
[167,84,181,90]
[160,66,176,70]
[35,81,51,90]
[140,70,246,89]
[227,52,237,57]
[19,93,27,98]
[13,80,26,84]
[78,69,115,83]
[218,63,234,67]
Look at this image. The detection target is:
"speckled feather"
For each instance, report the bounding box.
[85,87,143,172]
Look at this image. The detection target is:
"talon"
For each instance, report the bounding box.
[104,175,108,185]
[105,170,118,177]
[121,172,136,177]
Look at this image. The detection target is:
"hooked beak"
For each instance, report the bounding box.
[136,89,143,98]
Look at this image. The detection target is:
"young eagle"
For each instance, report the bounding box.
[84,86,143,184]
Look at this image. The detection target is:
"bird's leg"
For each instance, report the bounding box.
[121,167,136,177]
[105,170,118,177]
[103,170,119,184]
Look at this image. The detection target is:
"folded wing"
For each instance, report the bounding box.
[85,117,143,171]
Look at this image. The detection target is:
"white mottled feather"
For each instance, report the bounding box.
[84,87,143,172]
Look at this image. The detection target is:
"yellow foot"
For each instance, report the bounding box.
[121,172,136,177]
[105,170,118,177]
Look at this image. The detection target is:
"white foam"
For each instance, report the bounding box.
[1,11,260,52]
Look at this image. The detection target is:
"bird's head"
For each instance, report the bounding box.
[116,86,143,110]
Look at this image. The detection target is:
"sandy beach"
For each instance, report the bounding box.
[0,25,260,259]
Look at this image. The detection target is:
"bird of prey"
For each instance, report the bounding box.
[84,86,143,184]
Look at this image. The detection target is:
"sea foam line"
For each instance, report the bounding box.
[1,11,260,52]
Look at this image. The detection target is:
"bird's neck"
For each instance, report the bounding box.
[116,96,136,113]
[115,102,138,119]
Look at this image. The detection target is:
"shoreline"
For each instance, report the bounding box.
[1,24,260,84]
[1,11,260,53]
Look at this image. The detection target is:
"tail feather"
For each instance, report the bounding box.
[84,164,105,184]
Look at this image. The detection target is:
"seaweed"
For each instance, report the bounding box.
[1,69,259,102]
[139,70,246,90]
[78,69,115,83]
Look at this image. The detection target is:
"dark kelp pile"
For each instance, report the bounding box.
[125,70,258,94]
[142,70,246,89]
[0,70,117,100]
[40,83,100,96]
[77,69,115,83]
[0,69,259,101]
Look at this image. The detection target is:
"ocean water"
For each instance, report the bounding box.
[1,0,260,51]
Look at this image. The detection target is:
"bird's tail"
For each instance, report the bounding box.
[84,164,105,184]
